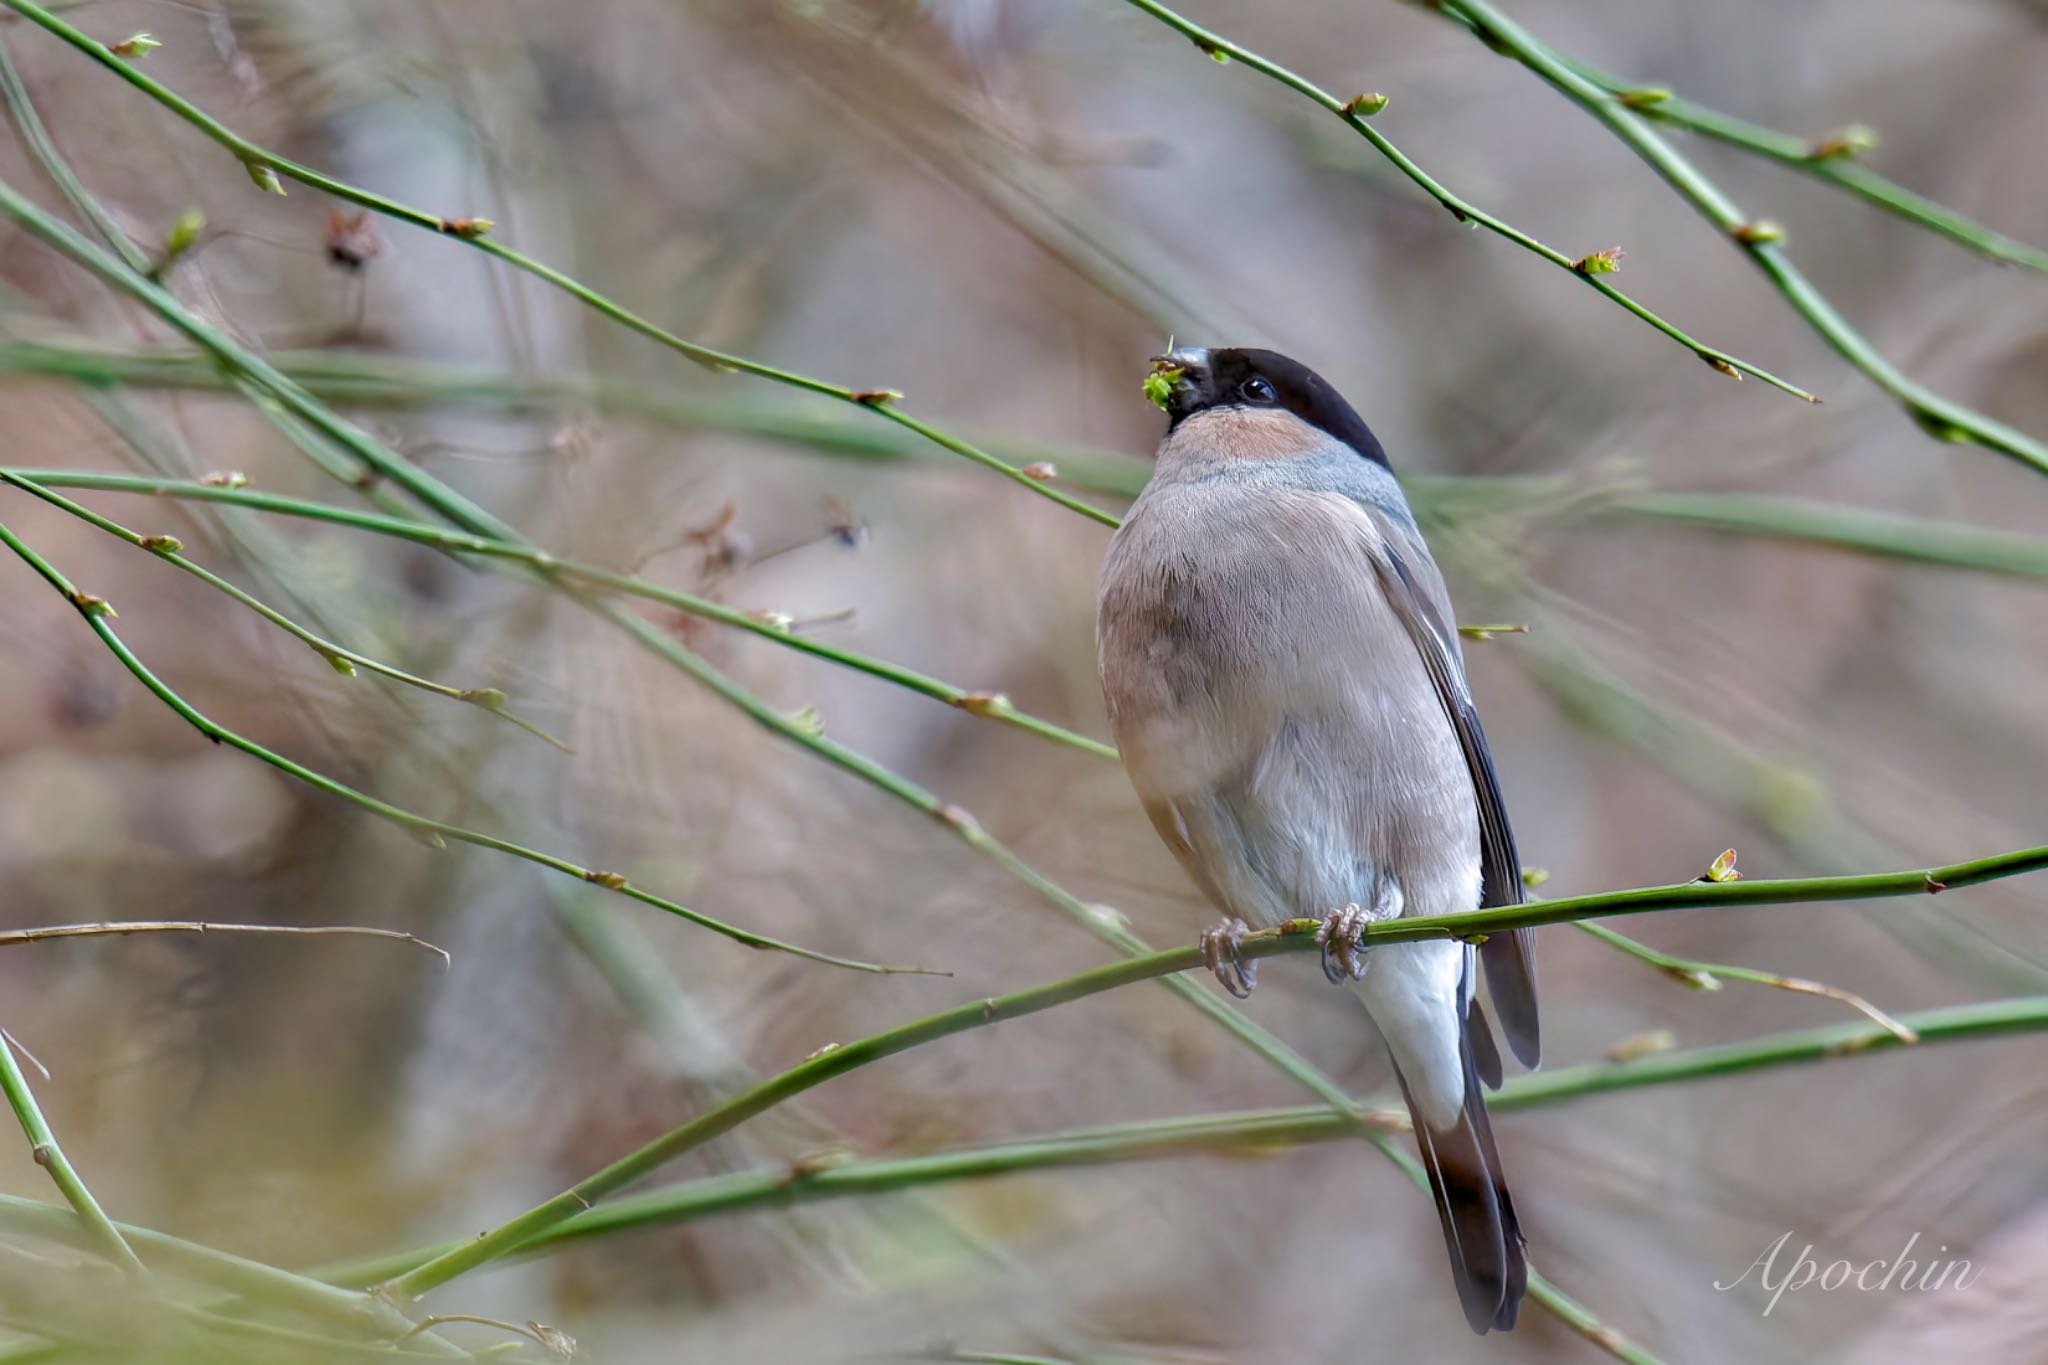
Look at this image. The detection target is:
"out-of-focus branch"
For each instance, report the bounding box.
[1114,0,1815,400]
[0,336,1158,497]
[1431,0,2048,476]
[0,0,1120,527]
[1603,491,2048,579]
[0,516,929,977]
[0,31,147,272]
[0,1196,458,1357]
[374,843,2048,1300]
[0,1029,147,1280]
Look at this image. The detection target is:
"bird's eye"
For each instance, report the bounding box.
[1239,376,1276,405]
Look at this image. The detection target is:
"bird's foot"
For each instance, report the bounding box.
[1315,904,1376,982]
[1200,917,1257,999]
[1317,883,1404,983]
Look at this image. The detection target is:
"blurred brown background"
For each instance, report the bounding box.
[2,0,2046,1360]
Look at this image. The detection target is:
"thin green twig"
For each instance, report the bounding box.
[1577,921,1920,1042]
[0,1028,148,1280]
[0,471,570,750]
[1115,0,1815,401]
[0,517,932,977]
[1433,0,2048,475]
[0,0,1121,528]
[1551,53,2048,273]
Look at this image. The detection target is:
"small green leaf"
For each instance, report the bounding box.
[1702,848,1742,883]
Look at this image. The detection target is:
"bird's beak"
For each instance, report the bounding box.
[1147,348,1210,415]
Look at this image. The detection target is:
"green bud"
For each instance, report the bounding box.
[1343,92,1390,118]
[244,162,286,196]
[110,33,161,59]
[1573,247,1625,276]
[163,209,205,258]
[1809,124,1879,161]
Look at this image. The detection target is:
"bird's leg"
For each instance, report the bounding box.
[1317,878,1404,982]
[1199,916,1257,998]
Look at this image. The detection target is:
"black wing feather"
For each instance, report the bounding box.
[1378,542,1540,1069]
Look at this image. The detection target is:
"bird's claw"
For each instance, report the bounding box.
[1316,904,1373,982]
[1200,917,1257,998]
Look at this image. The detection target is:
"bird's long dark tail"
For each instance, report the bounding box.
[1394,965,1526,1334]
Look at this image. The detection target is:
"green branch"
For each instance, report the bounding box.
[0,517,929,977]
[1114,0,1814,401]
[0,1029,147,1280]
[1433,0,2048,476]
[1552,54,2048,273]
[0,30,148,272]
[1576,921,1919,1041]
[0,0,1119,528]
[373,839,2048,1299]
[0,472,567,749]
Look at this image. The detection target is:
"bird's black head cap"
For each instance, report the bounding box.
[1155,346,1389,468]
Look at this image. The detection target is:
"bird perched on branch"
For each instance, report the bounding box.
[1097,347,1538,1334]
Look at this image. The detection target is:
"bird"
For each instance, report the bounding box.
[1096,346,1538,1334]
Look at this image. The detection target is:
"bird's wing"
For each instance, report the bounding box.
[1341,497,1540,1069]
